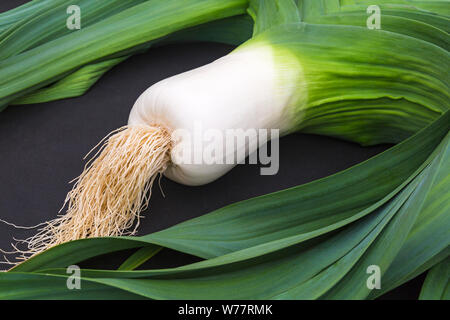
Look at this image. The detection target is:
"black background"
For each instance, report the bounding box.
[0,0,426,299]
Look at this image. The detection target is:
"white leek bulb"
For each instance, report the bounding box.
[129,43,305,185]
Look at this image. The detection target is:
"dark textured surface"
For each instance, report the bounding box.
[0,0,425,299]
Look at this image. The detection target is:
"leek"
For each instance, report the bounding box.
[0,0,448,300]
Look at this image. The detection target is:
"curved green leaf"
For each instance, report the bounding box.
[419,258,450,300]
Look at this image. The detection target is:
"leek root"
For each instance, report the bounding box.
[17,125,171,260]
